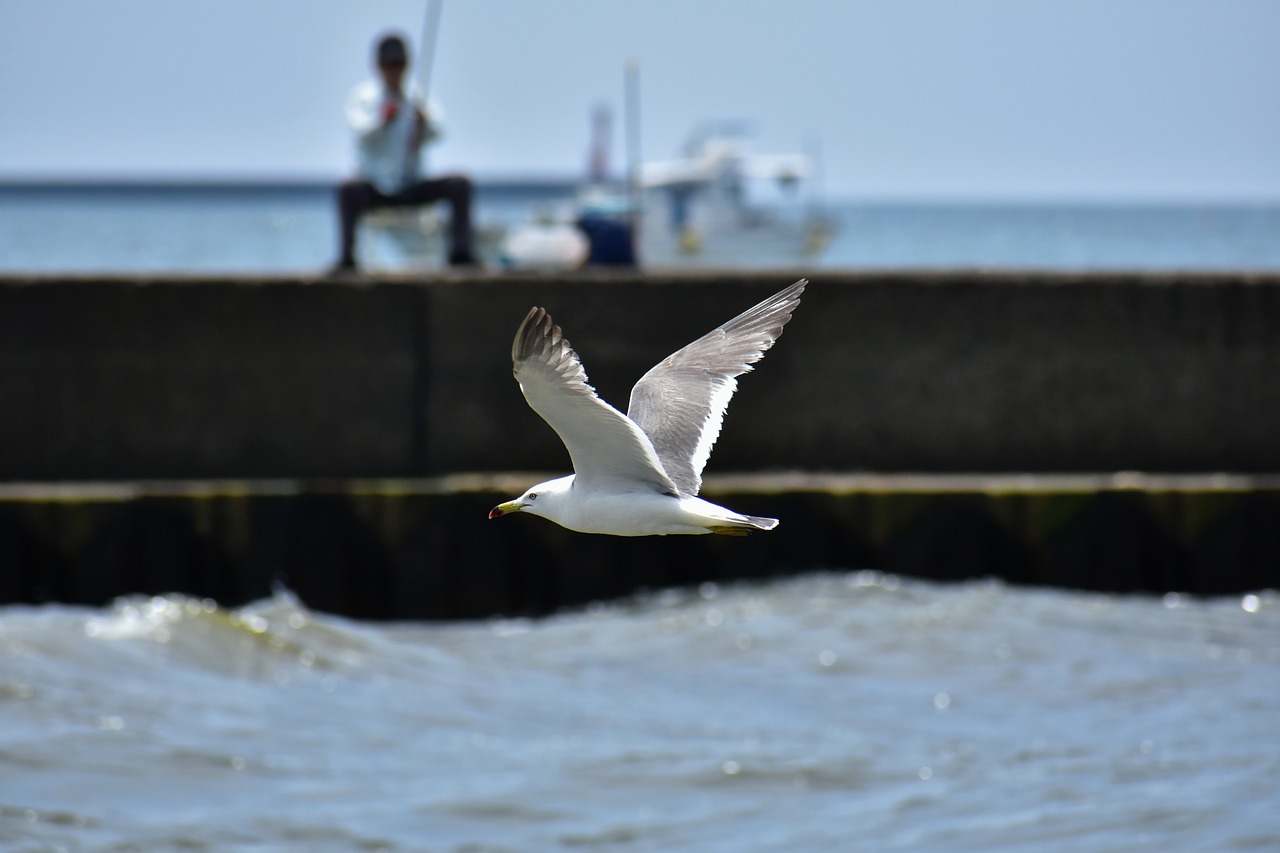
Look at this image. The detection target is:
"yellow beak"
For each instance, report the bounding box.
[488,499,523,520]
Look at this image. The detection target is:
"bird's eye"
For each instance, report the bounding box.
[528,493,538,501]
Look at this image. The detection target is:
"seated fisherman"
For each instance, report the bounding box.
[331,32,477,272]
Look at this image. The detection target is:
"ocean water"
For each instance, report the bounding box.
[3,574,1278,852]
[2,182,1279,273]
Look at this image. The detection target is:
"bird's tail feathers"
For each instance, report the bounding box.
[709,515,779,536]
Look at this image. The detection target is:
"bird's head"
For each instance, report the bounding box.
[488,475,573,522]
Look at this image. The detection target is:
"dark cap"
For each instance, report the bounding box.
[376,33,409,65]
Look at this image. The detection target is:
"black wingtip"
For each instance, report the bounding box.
[513,306,550,363]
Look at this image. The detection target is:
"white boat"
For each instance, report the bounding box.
[635,123,835,267]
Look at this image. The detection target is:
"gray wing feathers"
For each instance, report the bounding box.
[513,307,679,493]
[512,307,591,391]
[626,279,806,496]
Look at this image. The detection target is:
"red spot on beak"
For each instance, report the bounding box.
[488,506,504,519]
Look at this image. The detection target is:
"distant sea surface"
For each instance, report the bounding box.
[3,574,1278,851]
[2,181,1278,273]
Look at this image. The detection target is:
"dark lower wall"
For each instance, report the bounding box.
[2,475,1275,618]
[2,269,1279,480]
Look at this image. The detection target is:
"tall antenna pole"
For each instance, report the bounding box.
[625,59,642,261]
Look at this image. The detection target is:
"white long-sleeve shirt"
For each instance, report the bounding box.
[345,79,444,195]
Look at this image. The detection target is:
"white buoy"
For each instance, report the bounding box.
[499,222,590,272]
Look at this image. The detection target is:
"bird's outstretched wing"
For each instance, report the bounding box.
[512,307,680,494]
[626,279,806,496]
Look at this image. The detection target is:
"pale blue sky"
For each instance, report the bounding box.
[2,0,1277,201]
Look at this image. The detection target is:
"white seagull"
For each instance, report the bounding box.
[488,279,806,536]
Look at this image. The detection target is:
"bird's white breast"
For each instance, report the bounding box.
[551,488,725,536]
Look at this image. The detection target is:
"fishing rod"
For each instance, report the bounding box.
[402,0,442,182]
[417,0,443,98]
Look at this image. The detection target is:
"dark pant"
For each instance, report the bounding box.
[336,175,475,266]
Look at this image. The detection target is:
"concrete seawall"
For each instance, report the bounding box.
[3,269,1279,479]
[2,270,1278,614]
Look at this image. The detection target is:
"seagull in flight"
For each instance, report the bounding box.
[489,279,806,535]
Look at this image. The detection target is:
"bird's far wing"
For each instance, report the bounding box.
[626,279,806,496]
[512,307,679,494]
